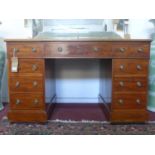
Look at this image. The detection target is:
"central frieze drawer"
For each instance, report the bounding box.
[10,93,45,110]
[10,77,44,92]
[45,42,112,58]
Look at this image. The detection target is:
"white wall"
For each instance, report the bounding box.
[129,19,154,39]
[0,20,32,38]
[55,59,100,103]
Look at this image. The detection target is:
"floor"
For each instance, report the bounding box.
[1,103,155,134]
[1,103,155,122]
[50,104,106,121]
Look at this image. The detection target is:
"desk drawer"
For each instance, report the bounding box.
[111,110,148,123]
[112,93,147,109]
[9,76,44,92]
[7,43,43,58]
[10,93,45,110]
[9,59,44,76]
[112,43,150,58]
[45,42,112,58]
[113,77,147,92]
[112,59,149,76]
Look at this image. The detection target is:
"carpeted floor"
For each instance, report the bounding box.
[1,104,155,135]
[0,117,155,135]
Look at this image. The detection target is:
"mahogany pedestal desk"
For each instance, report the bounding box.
[5,39,151,123]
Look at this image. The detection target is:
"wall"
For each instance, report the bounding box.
[55,59,100,103]
[129,19,154,39]
[0,20,32,38]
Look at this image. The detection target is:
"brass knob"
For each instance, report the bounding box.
[33,81,38,87]
[58,47,63,52]
[119,65,124,70]
[16,99,21,105]
[76,46,81,49]
[137,48,144,53]
[118,99,124,104]
[119,81,124,87]
[93,47,99,52]
[34,99,39,104]
[136,64,142,70]
[136,99,141,104]
[119,48,125,53]
[137,81,142,87]
[15,81,20,88]
[32,64,38,71]
[32,47,36,53]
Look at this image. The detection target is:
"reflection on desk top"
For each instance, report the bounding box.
[5,39,152,42]
[4,31,152,42]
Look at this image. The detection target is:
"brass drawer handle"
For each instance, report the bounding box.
[32,47,36,53]
[119,81,124,87]
[137,65,142,70]
[119,65,124,70]
[32,64,38,71]
[58,47,63,52]
[34,99,39,104]
[119,48,125,53]
[15,81,20,87]
[118,99,124,104]
[136,99,141,104]
[137,48,144,53]
[16,99,21,105]
[33,81,38,87]
[136,64,142,70]
[93,47,99,52]
[136,81,142,87]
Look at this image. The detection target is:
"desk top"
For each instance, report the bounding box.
[5,39,152,42]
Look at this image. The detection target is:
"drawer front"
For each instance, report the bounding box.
[8,110,47,123]
[112,93,147,109]
[112,59,149,76]
[45,42,112,58]
[10,77,44,92]
[111,110,148,123]
[10,93,45,110]
[9,59,44,76]
[7,43,44,58]
[112,43,150,58]
[113,77,147,92]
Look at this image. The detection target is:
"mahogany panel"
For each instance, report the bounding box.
[113,77,148,92]
[8,110,47,123]
[9,59,44,76]
[9,76,44,92]
[7,42,44,58]
[10,93,45,110]
[45,42,112,58]
[112,42,150,58]
[112,59,149,77]
[111,110,148,123]
[112,93,147,109]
